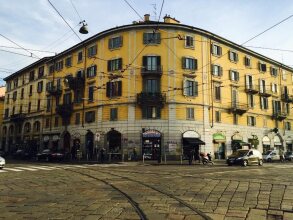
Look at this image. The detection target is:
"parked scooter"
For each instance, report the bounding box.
[200,152,214,165]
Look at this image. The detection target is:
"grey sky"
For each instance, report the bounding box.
[0,0,293,85]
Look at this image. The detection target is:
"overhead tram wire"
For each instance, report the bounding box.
[47,0,82,42]
[69,0,83,21]
[0,46,56,54]
[0,49,39,59]
[122,0,144,21]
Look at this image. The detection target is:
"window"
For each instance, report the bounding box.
[182,57,197,70]
[211,43,222,56]
[245,75,253,89]
[29,85,33,96]
[271,83,278,94]
[183,80,198,97]
[19,105,22,113]
[229,70,239,82]
[74,89,82,103]
[88,86,94,102]
[76,70,84,78]
[63,93,72,104]
[46,98,51,112]
[107,58,122,71]
[106,81,122,97]
[214,84,221,101]
[248,94,254,108]
[37,81,43,93]
[13,78,18,88]
[12,106,15,115]
[185,35,194,48]
[77,51,83,62]
[110,108,118,121]
[22,75,25,85]
[186,108,194,120]
[272,100,281,114]
[65,56,72,67]
[142,106,161,119]
[247,116,256,126]
[109,36,123,49]
[6,94,9,104]
[285,122,291,131]
[282,70,286,80]
[75,113,80,125]
[259,62,267,72]
[87,45,97,57]
[270,67,278,77]
[38,66,44,78]
[215,111,221,123]
[54,116,59,127]
[12,91,17,101]
[143,32,161,44]
[29,71,35,81]
[244,56,251,67]
[144,79,159,93]
[37,100,41,111]
[85,111,95,123]
[284,102,290,114]
[28,102,31,113]
[260,97,269,110]
[86,65,97,78]
[142,56,161,71]
[212,64,223,76]
[229,50,238,62]
[259,79,266,93]
[55,60,63,71]
[49,65,54,74]
[21,88,24,99]
[263,118,267,128]
[4,109,9,118]
[7,82,11,91]
[45,118,50,128]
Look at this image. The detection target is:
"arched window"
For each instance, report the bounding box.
[24,123,31,133]
[33,121,40,133]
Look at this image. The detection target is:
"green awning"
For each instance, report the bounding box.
[213,133,226,143]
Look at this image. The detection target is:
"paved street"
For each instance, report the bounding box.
[0,161,293,220]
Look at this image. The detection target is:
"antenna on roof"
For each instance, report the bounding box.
[151,4,157,21]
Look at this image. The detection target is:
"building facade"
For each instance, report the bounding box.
[2,15,293,160]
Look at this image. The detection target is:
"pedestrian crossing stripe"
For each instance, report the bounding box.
[14,167,38,171]
[3,168,24,172]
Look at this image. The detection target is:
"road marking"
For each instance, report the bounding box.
[14,167,38,171]
[0,169,7,173]
[4,168,24,172]
[27,166,56,170]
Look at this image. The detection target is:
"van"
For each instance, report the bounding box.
[263,150,280,162]
[227,149,263,167]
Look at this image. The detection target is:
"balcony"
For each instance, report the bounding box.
[10,113,26,123]
[229,102,249,115]
[245,85,259,94]
[66,75,85,90]
[272,111,287,121]
[46,85,62,96]
[56,103,73,118]
[137,92,166,108]
[141,66,163,77]
[259,89,272,97]
[281,94,293,103]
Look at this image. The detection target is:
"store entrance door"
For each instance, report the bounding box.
[142,130,161,161]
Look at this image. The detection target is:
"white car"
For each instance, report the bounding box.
[263,150,280,162]
[0,156,5,169]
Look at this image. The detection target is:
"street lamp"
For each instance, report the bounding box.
[79,21,88,34]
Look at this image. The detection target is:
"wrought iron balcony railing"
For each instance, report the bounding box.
[137,92,166,108]
[46,85,62,96]
[141,66,163,77]
[229,102,249,115]
[245,85,259,94]
[10,113,26,123]
[55,103,73,118]
[272,111,287,121]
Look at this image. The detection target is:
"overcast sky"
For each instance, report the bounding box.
[1,0,293,86]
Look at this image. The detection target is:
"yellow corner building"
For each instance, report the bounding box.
[2,15,293,161]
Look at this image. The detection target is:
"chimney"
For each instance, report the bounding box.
[163,14,180,24]
[144,14,150,22]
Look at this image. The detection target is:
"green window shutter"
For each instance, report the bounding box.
[107,60,111,71]
[219,46,222,55]
[219,67,223,76]
[157,56,161,66]
[108,39,112,49]
[143,33,147,44]
[194,81,198,96]
[183,80,187,96]
[182,57,186,69]
[211,64,214,75]
[118,58,122,70]
[142,56,147,67]
[117,81,122,96]
[194,59,198,70]
[106,82,111,97]
[119,36,123,47]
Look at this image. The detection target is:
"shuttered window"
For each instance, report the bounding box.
[107,58,122,71]
[182,57,197,70]
[109,36,123,49]
[106,81,122,97]
[183,80,198,97]
[143,32,161,44]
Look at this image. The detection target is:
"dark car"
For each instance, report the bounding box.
[285,152,293,161]
[227,149,263,166]
[36,149,64,162]
[13,149,33,160]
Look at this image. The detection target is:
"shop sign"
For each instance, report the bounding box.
[262,136,270,145]
[286,136,292,144]
[43,136,50,142]
[52,135,60,141]
[274,136,282,146]
[213,133,226,143]
[182,130,200,138]
[142,129,161,138]
[231,133,243,141]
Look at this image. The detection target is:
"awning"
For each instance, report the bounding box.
[183,138,205,145]
[213,133,226,143]
[232,140,250,146]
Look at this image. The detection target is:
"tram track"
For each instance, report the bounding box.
[67,166,212,220]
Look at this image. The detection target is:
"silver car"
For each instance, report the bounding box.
[0,156,5,169]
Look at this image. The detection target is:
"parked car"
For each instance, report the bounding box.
[227,149,263,167]
[0,156,5,169]
[36,149,64,162]
[285,152,293,161]
[13,149,33,160]
[263,150,281,162]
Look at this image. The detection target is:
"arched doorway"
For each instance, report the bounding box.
[142,129,161,161]
[85,131,94,160]
[107,129,122,160]
[262,136,270,153]
[63,132,71,154]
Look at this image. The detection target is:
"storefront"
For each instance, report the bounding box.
[213,133,226,159]
[248,135,259,149]
[285,137,292,152]
[231,133,250,152]
[142,129,161,161]
[273,135,283,152]
[182,130,205,160]
[262,136,271,153]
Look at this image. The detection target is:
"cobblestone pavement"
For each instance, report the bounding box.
[0,161,293,219]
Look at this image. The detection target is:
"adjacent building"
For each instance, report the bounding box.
[2,15,293,160]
